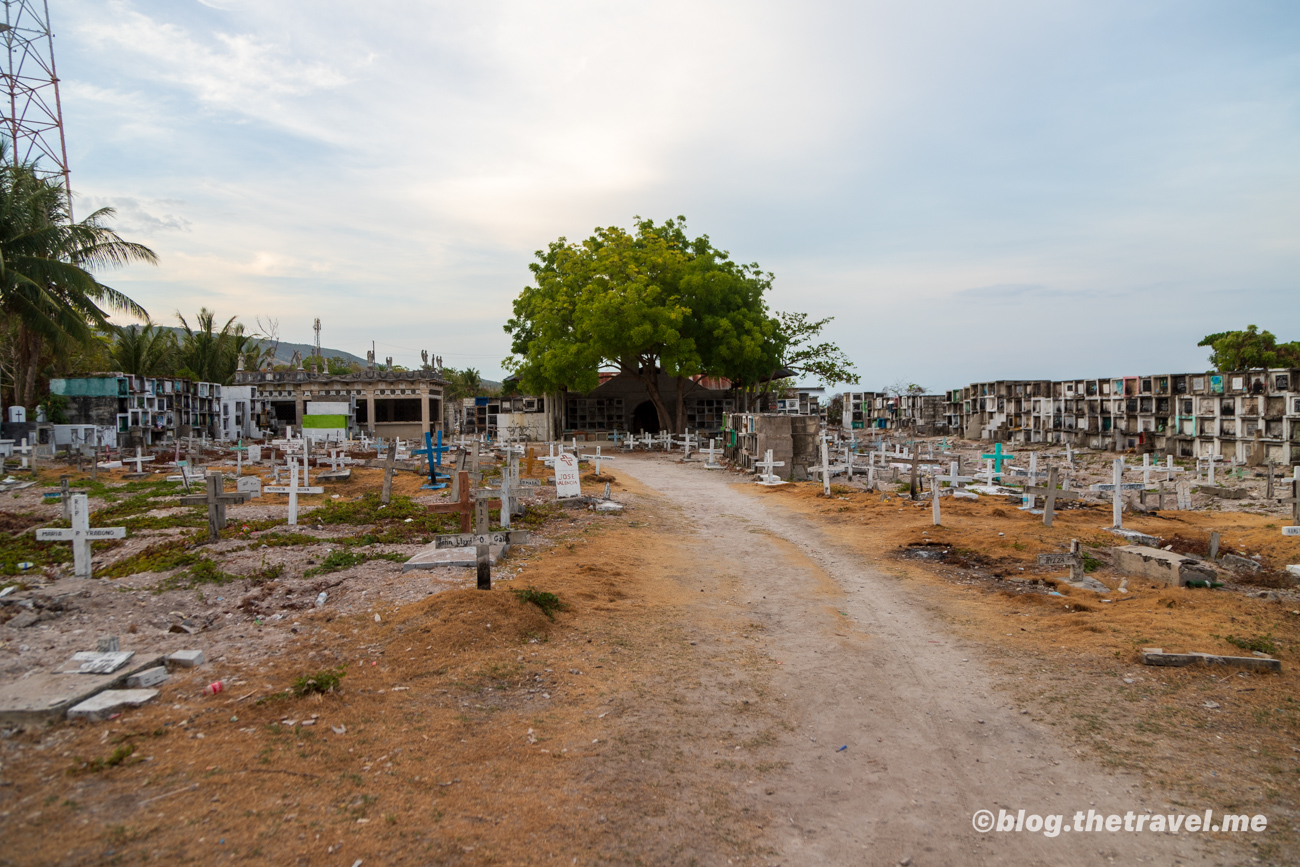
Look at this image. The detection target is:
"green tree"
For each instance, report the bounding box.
[0,148,156,406]
[110,319,175,376]
[443,367,484,402]
[738,312,858,412]
[175,308,251,385]
[1197,325,1300,371]
[505,216,776,433]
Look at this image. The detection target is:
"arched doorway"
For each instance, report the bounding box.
[632,400,662,434]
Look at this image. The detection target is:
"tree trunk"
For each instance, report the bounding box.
[18,329,42,409]
[633,369,673,432]
[674,376,687,434]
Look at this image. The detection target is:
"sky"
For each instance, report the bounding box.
[51,0,1300,392]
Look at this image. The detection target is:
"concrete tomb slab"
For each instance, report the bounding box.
[1140,647,1280,673]
[1112,546,1217,587]
[67,688,160,721]
[402,544,506,572]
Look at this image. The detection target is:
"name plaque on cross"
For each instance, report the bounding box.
[434,531,531,549]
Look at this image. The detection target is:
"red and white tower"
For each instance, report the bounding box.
[1,0,70,195]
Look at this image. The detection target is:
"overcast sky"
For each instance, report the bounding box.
[58,0,1300,391]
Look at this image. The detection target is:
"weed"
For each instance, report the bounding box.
[1081,555,1102,574]
[101,541,201,579]
[304,549,405,578]
[292,667,346,697]
[1226,634,1279,655]
[67,744,135,775]
[510,587,566,620]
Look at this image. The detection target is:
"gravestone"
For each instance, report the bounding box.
[180,472,253,542]
[579,446,615,476]
[123,447,156,479]
[554,453,581,499]
[701,438,723,470]
[1090,458,1143,530]
[755,450,786,486]
[264,460,324,526]
[35,494,126,579]
[1024,466,1079,528]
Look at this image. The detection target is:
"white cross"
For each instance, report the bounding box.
[932,461,975,526]
[15,438,33,470]
[264,459,324,526]
[579,446,616,475]
[755,449,786,486]
[819,436,832,496]
[976,458,998,487]
[35,494,126,579]
[125,447,156,474]
[1200,453,1223,485]
[701,438,723,469]
[1089,458,1142,529]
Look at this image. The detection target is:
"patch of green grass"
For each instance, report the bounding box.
[510,587,566,620]
[303,549,407,578]
[101,540,202,579]
[67,744,135,775]
[1226,634,1279,655]
[250,532,320,548]
[292,667,346,697]
[1081,555,1102,574]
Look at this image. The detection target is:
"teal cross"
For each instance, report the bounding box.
[981,442,1015,478]
[610,430,624,445]
[412,430,449,490]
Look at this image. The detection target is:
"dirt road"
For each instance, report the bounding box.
[615,454,1235,866]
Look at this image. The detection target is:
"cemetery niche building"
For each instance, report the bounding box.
[232,362,447,441]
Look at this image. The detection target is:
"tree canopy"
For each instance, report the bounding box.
[1198,326,1300,371]
[0,146,156,406]
[504,217,855,431]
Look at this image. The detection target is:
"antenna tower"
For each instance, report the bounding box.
[0,0,70,197]
[313,318,322,364]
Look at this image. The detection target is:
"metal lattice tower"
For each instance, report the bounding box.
[1,0,70,196]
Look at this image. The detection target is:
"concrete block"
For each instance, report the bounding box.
[1139,647,1281,673]
[1112,546,1217,587]
[1105,528,1158,546]
[1287,565,1300,578]
[125,666,169,688]
[1199,485,1247,499]
[67,688,159,721]
[166,649,205,669]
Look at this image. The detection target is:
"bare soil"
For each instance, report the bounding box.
[0,444,1293,864]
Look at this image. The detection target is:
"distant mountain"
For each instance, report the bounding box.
[154,326,366,367]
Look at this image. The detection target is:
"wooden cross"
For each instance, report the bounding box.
[1277,467,1300,526]
[380,441,398,505]
[35,493,125,579]
[819,435,832,496]
[755,450,786,486]
[411,431,448,490]
[1024,467,1079,527]
[180,472,253,542]
[1089,458,1142,529]
[124,447,156,477]
[701,438,723,469]
[579,445,615,475]
[1199,453,1224,485]
[427,471,502,533]
[980,442,1015,481]
[15,438,33,471]
[264,460,324,526]
[887,454,934,501]
[230,440,248,477]
[931,462,974,526]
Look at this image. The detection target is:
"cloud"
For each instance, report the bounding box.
[80,197,192,234]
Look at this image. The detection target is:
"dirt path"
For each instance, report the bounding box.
[615,454,1235,866]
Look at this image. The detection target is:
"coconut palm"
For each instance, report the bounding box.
[0,147,157,406]
[110,319,175,376]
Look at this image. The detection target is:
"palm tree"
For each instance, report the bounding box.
[0,147,157,406]
[176,308,254,385]
[110,319,175,376]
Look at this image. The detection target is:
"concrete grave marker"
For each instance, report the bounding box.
[123,447,156,478]
[701,438,723,469]
[236,476,262,498]
[264,460,324,526]
[554,452,581,499]
[35,494,125,579]
[755,450,786,486]
[180,472,253,542]
[579,446,615,476]
[1089,459,1143,530]
[1024,466,1079,528]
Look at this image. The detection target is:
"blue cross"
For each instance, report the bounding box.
[610,430,624,445]
[412,430,449,490]
[981,442,1015,479]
